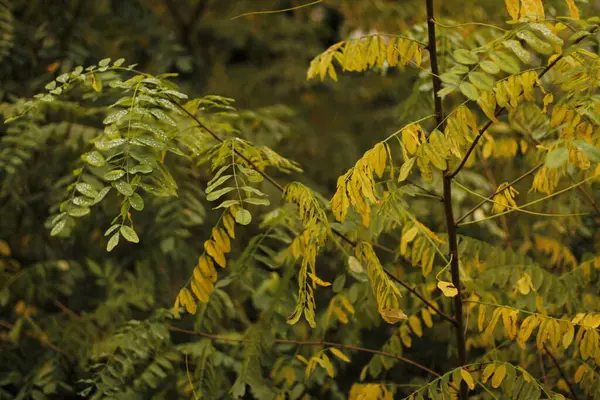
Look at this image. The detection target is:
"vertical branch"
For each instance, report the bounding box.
[425,1,468,399]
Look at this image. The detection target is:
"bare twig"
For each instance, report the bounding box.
[52,299,83,321]
[0,320,70,358]
[543,344,579,400]
[167,324,443,379]
[456,162,543,224]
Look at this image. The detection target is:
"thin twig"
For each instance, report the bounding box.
[543,344,579,400]
[0,320,70,358]
[185,353,199,400]
[172,99,457,326]
[167,324,442,378]
[231,0,323,20]
[456,162,543,224]
[52,299,83,321]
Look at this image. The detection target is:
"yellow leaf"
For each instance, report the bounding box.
[574,364,586,383]
[212,227,231,253]
[371,143,387,179]
[481,363,496,383]
[380,308,408,324]
[339,295,355,314]
[190,279,209,303]
[402,128,419,155]
[0,240,11,256]
[223,213,236,238]
[318,354,335,377]
[562,322,575,348]
[400,324,412,347]
[173,295,181,319]
[310,273,331,287]
[491,363,506,388]
[296,354,308,364]
[521,0,545,20]
[437,281,458,297]
[91,73,102,92]
[204,240,226,268]
[179,287,197,314]
[198,255,217,282]
[516,273,532,295]
[408,315,423,337]
[504,0,520,20]
[421,308,433,328]
[460,369,475,390]
[564,0,579,19]
[477,91,499,123]
[478,304,487,332]
[331,184,350,222]
[329,348,351,363]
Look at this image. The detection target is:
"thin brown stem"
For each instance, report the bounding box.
[173,99,457,326]
[456,162,543,224]
[426,0,468,398]
[0,320,70,358]
[167,324,443,378]
[52,299,83,321]
[543,344,579,400]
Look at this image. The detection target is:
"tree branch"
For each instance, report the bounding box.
[167,324,443,378]
[425,0,468,398]
[456,162,543,224]
[543,344,579,400]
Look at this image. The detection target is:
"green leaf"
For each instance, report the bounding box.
[76,183,99,198]
[72,196,96,207]
[129,193,144,211]
[50,220,67,236]
[214,199,240,209]
[107,232,119,251]
[502,40,533,64]
[479,60,500,75]
[120,226,140,243]
[114,181,134,196]
[206,186,235,201]
[135,136,166,150]
[206,175,232,194]
[94,187,112,203]
[104,224,120,237]
[56,73,70,83]
[453,49,478,64]
[95,139,126,150]
[459,82,479,101]
[235,209,252,225]
[468,71,494,91]
[113,58,125,67]
[82,151,106,167]
[332,274,346,293]
[104,170,126,181]
[398,157,416,182]
[149,109,176,126]
[243,197,270,206]
[45,81,57,90]
[68,206,91,217]
[103,109,128,125]
[440,72,462,85]
[517,31,553,55]
[130,164,153,174]
[98,58,111,67]
[490,51,521,74]
[545,147,569,169]
[529,23,563,46]
[573,140,600,163]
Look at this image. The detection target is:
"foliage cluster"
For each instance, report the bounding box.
[1,0,600,399]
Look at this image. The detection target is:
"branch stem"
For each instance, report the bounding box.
[167,324,442,378]
[426,0,468,398]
